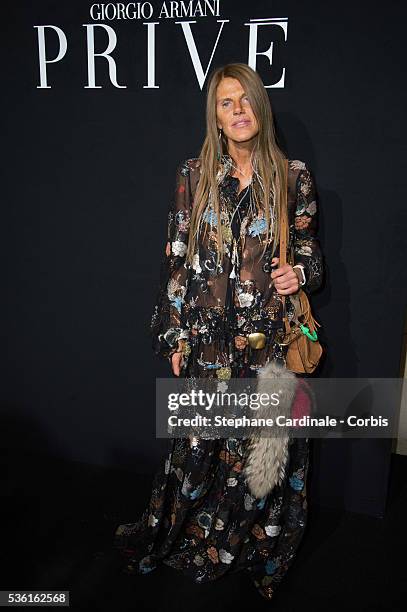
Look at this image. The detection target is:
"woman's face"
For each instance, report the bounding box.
[216,77,259,146]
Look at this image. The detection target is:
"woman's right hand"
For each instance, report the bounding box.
[171,341,185,376]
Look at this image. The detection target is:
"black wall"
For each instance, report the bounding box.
[2,1,406,517]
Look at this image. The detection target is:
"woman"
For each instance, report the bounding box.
[114,63,323,601]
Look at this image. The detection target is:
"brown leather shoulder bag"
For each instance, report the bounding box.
[277,159,323,373]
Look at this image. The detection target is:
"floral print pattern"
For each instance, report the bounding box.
[113,156,322,600]
[150,156,323,370]
[114,434,310,600]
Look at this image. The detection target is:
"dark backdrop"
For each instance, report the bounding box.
[2,1,406,517]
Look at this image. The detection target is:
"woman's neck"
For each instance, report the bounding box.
[227,144,254,178]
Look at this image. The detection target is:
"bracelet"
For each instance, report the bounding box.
[292,264,306,286]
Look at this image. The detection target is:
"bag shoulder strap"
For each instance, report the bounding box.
[279,159,288,267]
[278,159,291,333]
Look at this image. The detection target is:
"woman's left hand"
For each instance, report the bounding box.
[270,257,300,295]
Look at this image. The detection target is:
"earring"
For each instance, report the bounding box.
[217,128,222,161]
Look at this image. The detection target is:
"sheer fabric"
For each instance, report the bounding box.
[114,156,323,600]
[150,155,323,375]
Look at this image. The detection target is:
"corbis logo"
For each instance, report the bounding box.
[33,1,288,89]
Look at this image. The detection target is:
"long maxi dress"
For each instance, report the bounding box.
[113,155,323,600]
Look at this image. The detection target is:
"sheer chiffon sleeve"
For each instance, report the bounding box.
[150,160,192,360]
[293,165,323,294]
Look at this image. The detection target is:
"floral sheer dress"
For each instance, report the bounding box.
[114,156,323,600]
[150,155,322,376]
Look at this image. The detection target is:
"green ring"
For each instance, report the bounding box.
[300,324,318,342]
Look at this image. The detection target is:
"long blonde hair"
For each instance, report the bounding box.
[186,62,288,268]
